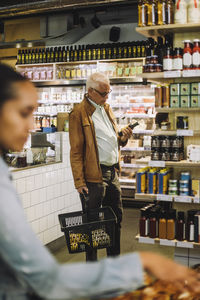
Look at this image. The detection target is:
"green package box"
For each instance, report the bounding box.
[170,96,180,108]
[191,95,200,107]
[170,83,180,96]
[191,83,199,95]
[180,83,191,96]
[180,95,190,107]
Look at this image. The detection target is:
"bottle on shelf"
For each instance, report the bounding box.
[82,45,86,61]
[192,39,200,70]
[138,0,146,27]
[35,48,39,64]
[139,209,149,237]
[187,210,195,242]
[183,40,193,70]
[62,46,66,62]
[17,50,22,65]
[97,44,101,60]
[166,0,174,24]
[28,49,32,64]
[54,47,59,62]
[174,0,187,24]
[46,48,50,63]
[155,36,164,65]
[157,0,164,25]
[78,45,82,61]
[42,48,46,63]
[66,46,70,62]
[39,48,43,64]
[166,209,176,240]
[187,0,200,24]
[159,210,167,239]
[147,0,156,26]
[149,210,157,238]
[176,211,185,241]
[58,47,62,62]
[74,45,78,61]
[25,49,29,64]
[70,46,74,62]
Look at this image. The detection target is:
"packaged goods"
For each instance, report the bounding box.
[187,145,200,162]
[192,179,200,197]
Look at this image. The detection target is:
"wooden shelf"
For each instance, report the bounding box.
[135,193,200,204]
[136,23,200,38]
[135,159,200,167]
[156,107,200,113]
[136,235,200,248]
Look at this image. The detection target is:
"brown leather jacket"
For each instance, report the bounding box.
[69,95,127,189]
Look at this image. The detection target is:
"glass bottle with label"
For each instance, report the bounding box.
[54,47,59,62]
[174,0,187,24]
[159,211,167,239]
[42,48,46,63]
[58,47,62,62]
[50,47,54,63]
[157,0,164,25]
[25,49,29,64]
[155,36,164,64]
[66,46,70,62]
[17,50,22,65]
[70,46,74,62]
[140,209,149,237]
[82,45,86,61]
[28,49,32,64]
[166,209,176,240]
[173,47,183,70]
[183,40,193,70]
[62,46,66,62]
[166,0,174,24]
[147,0,156,26]
[163,47,173,71]
[176,211,185,241]
[192,39,200,69]
[32,49,36,64]
[138,0,144,26]
[74,45,78,62]
[188,0,200,23]
[78,45,82,61]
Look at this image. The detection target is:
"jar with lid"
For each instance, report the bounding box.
[177,116,188,129]
[163,47,173,71]
[192,39,200,69]
[155,64,163,72]
[171,148,180,161]
[183,40,193,70]
[174,0,187,24]
[160,148,171,161]
[160,136,171,148]
[151,149,160,160]
[148,64,156,72]
[168,186,178,195]
[173,48,183,71]
[151,136,160,148]
[188,0,200,24]
[150,55,158,64]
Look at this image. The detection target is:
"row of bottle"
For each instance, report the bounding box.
[139,204,200,243]
[138,0,174,27]
[34,116,57,129]
[17,41,147,65]
[138,0,200,27]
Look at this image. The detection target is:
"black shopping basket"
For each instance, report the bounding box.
[58,206,117,254]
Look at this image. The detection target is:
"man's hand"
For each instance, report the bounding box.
[77,186,88,194]
[140,252,200,294]
[120,126,133,143]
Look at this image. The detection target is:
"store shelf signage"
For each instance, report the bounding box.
[177,241,194,248]
[164,71,181,78]
[174,196,192,203]
[149,161,165,167]
[160,239,176,246]
[138,237,155,244]
[193,197,200,204]
[182,70,200,77]
[157,194,173,201]
[176,130,193,136]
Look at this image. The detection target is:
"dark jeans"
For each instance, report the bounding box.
[80,165,123,262]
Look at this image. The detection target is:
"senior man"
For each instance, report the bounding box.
[69,72,132,261]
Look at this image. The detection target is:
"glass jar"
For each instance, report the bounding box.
[174,0,187,24]
[155,64,163,72]
[183,40,193,70]
[148,64,156,72]
[163,47,173,71]
[173,48,183,70]
[192,39,200,69]
[188,0,200,24]
[150,55,159,64]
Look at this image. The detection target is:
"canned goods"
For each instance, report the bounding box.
[168,187,178,195]
[169,179,178,187]
[137,168,148,193]
[179,180,189,189]
[180,172,191,181]
[148,169,157,194]
[179,187,189,196]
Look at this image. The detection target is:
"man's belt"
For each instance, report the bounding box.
[100,163,119,170]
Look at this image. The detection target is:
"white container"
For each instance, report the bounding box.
[188,0,200,23]
[174,0,187,24]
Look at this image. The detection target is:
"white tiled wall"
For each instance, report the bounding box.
[12,133,81,245]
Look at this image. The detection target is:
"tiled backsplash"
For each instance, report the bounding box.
[12,133,81,245]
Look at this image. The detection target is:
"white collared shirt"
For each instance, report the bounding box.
[88,98,118,166]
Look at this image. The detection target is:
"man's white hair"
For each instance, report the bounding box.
[86,72,110,91]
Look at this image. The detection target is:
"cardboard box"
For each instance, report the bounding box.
[180,95,190,108]
[127,139,143,148]
[57,113,69,132]
[191,83,199,95]
[191,95,200,107]
[170,83,180,96]
[192,179,200,197]
[180,83,191,96]
[170,96,180,108]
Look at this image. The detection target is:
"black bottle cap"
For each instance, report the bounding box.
[178,211,185,221]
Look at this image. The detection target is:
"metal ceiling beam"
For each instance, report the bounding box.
[0,0,136,19]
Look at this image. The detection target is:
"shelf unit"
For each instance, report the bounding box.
[135,193,200,204]
[156,107,200,113]
[135,23,200,38]
[135,159,200,168]
[136,235,200,248]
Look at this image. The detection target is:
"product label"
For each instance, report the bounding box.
[188,7,199,23]
[157,194,173,201]
[139,236,155,244]
[163,58,173,71]
[176,130,193,136]
[190,224,195,241]
[164,70,181,78]
[177,241,193,248]
[174,196,192,203]
[192,52,200,67]
[160,239,176,246]
[183,53,192,67]
[173,58,183,70]
[149,160,165,167]
[175,8,187,24]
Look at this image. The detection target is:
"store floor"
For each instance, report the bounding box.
[54,208,174,263]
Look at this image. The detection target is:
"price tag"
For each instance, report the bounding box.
[138,237,155,244]
[164,71,181,78]
[174,196,192,203]
[160,239,176,246]
[182,70,200,77]
[157,194,173,201]
[176,130,193,136]
[149,161,165,167]
[177,241,194,248]
[193,197,200,203]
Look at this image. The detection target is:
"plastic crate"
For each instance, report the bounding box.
[58,207,117,254]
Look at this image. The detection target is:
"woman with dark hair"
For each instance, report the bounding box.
[0,64,199,299]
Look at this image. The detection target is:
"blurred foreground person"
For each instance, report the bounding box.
[0,64,199,299]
